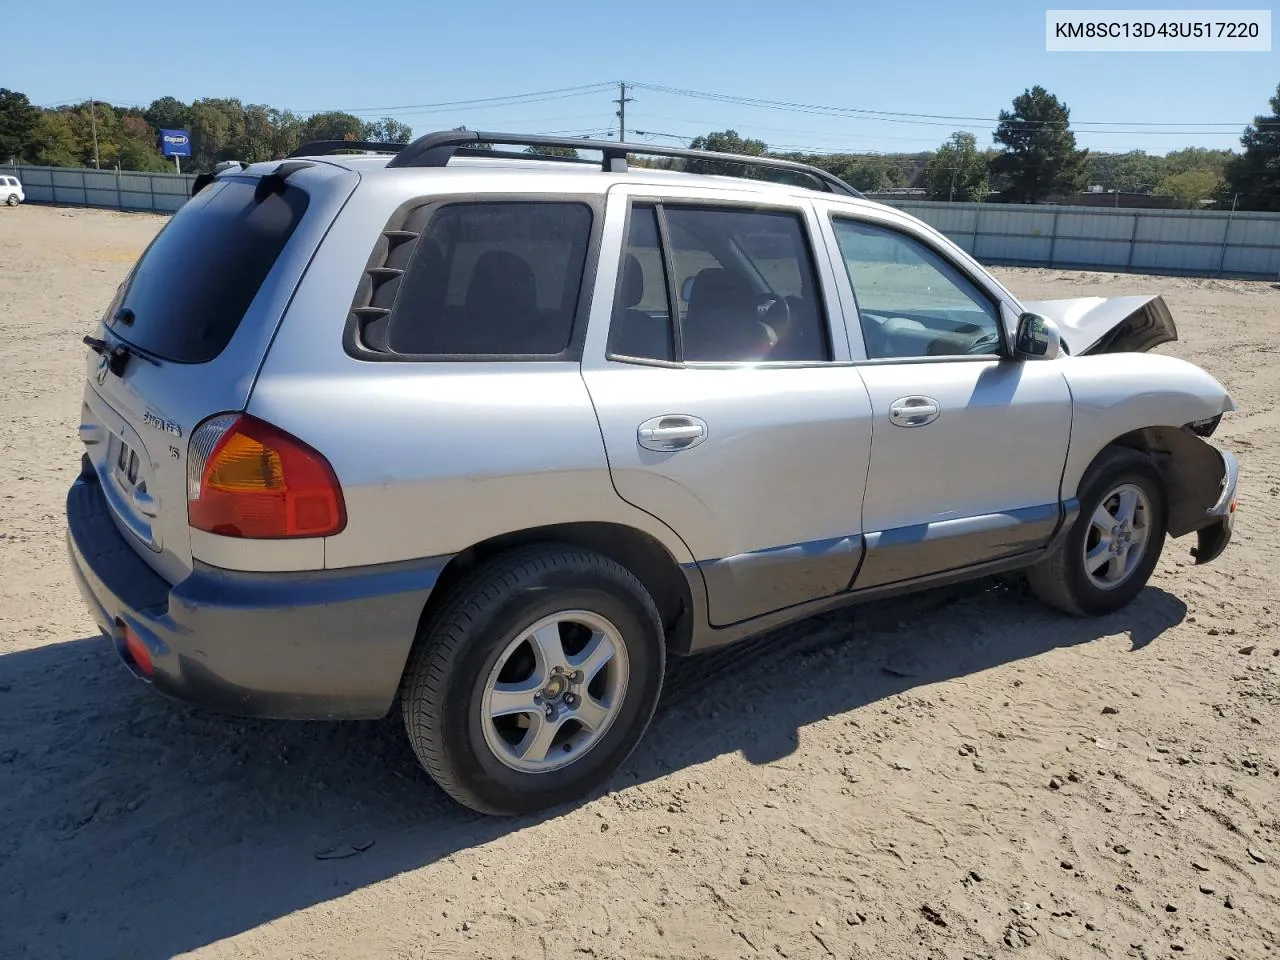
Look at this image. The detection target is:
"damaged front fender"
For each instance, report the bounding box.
[1118,426,1239,565]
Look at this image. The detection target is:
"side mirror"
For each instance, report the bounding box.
[1013,312,1062,361]
[680,275,696,304]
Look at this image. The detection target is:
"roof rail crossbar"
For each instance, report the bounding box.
[384,130,863,198]
[287,140,409,158]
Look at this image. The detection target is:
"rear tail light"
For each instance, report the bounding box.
[187,414,346,539]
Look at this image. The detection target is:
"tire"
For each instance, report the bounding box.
[1027,446,1168,617]
[400,544,666,816]
[5,195,17,207]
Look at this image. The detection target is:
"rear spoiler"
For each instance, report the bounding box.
[191,160,303,199]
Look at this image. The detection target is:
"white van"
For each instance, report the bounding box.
[3,175,25,206]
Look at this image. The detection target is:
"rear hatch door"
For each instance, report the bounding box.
[79,162,358,584]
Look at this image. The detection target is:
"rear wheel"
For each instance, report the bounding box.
[5,195,18,207]
[1027,447,1168,616]
[400,545,665,815]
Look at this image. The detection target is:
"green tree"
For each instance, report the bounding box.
[117,115,168,171]
[524,145,579,158]
[26,111,78,166]
[366,117,413,144]
[1153,169,1222,208]
[924,131,990,201]
[265,108,304,160]
[188,98,249,169]
[1221,84,1280,210]
[686,129,767,176]
[65,101,123,168]
[832,156,911,192]
[991,85,1088,202]
[1164,147,1232,178]
[1084,150,1164,193]
[298,110,366,144]
[143,96,190,134]
[0,89,40,162]
[241,104,281,161]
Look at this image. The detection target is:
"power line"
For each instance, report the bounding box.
[642,114,952,145]
[625,80,1258,130]
[302,82,616,116]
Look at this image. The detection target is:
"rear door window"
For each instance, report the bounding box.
[112,178,310,364]
[384,201,593,357]
[609,203,831,364]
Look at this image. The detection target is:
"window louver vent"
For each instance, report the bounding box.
[346,213,428,352]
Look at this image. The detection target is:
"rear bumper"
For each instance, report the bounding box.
[66,458,448,720]
[1190,446,1238,566]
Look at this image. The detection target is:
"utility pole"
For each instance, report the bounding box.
[614,82,634,142]
[89,97,100,169]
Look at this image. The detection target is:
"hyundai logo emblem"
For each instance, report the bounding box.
[95,355,109,385]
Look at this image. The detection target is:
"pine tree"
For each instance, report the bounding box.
[991,86,1088,203]
[1221,84,1280,211]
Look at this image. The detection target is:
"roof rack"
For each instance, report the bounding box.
[297,130,863,198]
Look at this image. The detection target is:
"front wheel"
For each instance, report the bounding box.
[5,195,18,207]
[1027,447,1168,617]
[400,545,666,816]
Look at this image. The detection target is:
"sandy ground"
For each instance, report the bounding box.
[0,204,1277,960]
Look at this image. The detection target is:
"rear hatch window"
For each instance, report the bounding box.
[110,178,310,363]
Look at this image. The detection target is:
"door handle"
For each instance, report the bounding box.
[889,396,940,427]
[637,415,708,451]
[642,425,703,441]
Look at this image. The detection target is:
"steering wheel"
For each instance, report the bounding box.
[751,294,791,355]
[755,293,791,329]
[965,330,1002,355]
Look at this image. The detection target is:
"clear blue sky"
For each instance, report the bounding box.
[5,0,1275,156]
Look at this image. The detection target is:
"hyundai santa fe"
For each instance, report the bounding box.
[66,131,1239,815]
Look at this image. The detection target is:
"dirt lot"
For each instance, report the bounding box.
[0,204,1276,960]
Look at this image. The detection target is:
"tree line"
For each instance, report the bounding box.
[0,92,413,172]
[0,83,1277,210]
[685,86,1246,209]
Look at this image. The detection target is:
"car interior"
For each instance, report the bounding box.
[610,208,830,363]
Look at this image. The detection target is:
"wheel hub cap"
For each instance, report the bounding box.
[479,610,630,774]
[1084,483,1152,591]
[541,675,568,701]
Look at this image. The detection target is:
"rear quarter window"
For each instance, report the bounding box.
[354,200,596,359]
[111,178,310,364]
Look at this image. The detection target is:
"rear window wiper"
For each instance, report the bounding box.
[83,333,160,375]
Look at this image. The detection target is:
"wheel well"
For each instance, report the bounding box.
[416,522,695,651]
[1089,426,1225,538]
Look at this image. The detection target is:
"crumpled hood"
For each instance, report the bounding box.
[1020,294,1179,356]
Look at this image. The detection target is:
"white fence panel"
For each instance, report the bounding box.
[3,163,195,214]
[884,199,1280,280]
[5,163,1280,279]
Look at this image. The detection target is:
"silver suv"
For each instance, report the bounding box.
[67,131,1239,816]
